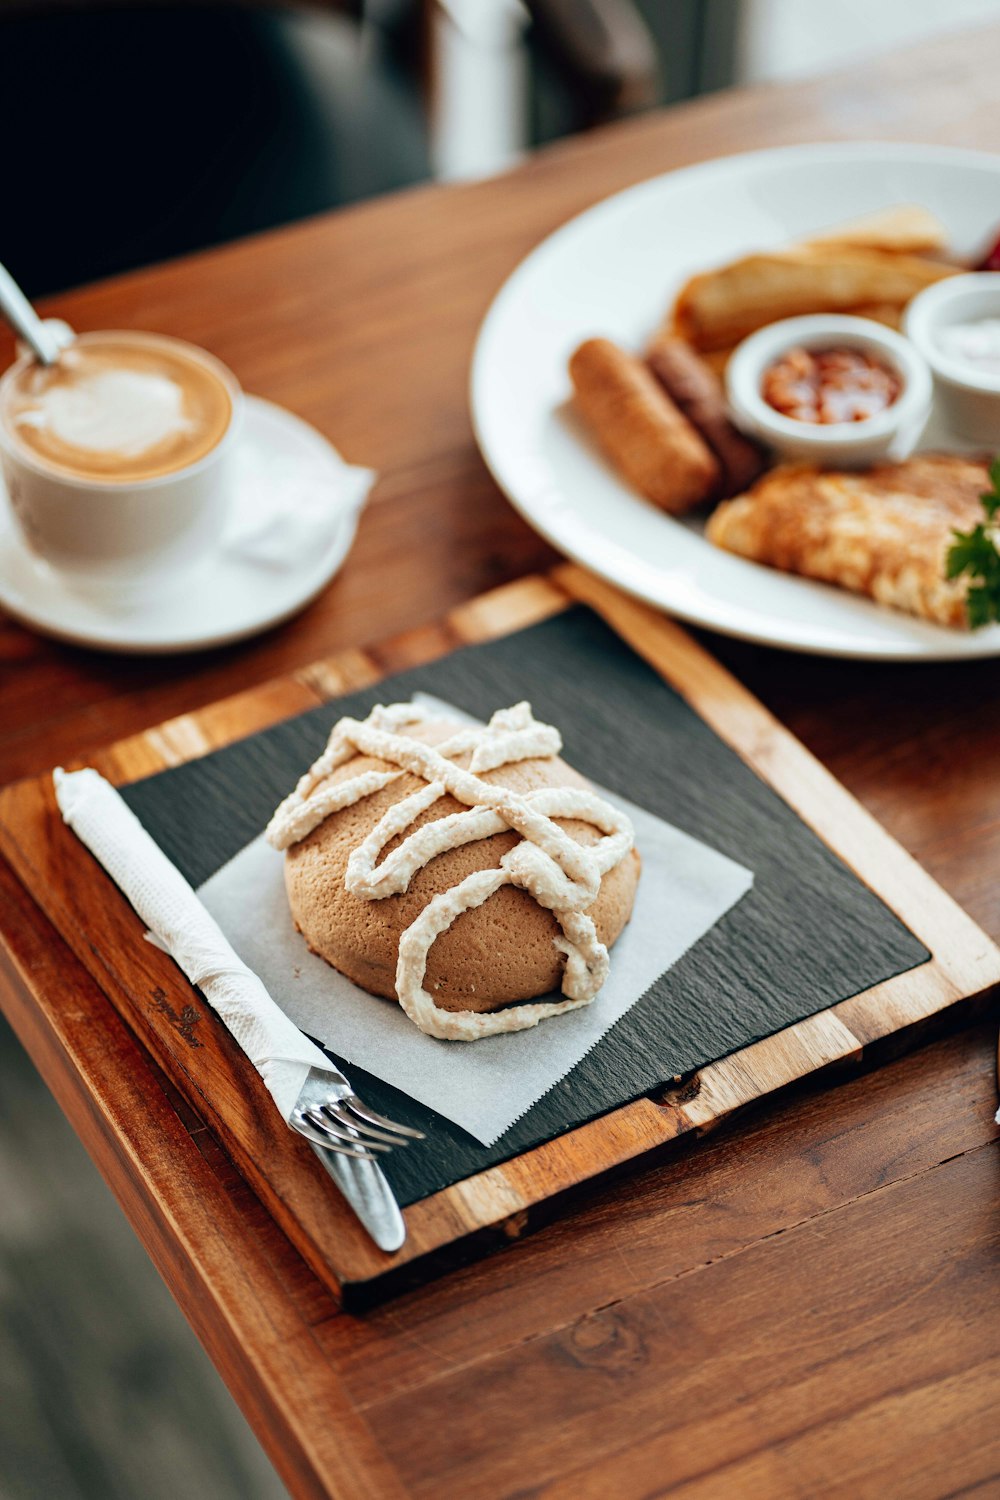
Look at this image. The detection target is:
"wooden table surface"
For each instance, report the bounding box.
[3,23,1000,1500]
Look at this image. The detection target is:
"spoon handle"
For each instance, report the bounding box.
[0,262,65,365]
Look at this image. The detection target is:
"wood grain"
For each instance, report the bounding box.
[1,569,997,1308]
[2,20,1000,1497]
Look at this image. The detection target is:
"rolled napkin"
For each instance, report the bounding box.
[54,766,330,1121]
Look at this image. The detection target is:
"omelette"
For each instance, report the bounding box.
[706,454,987,628]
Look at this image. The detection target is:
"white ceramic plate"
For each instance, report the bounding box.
[0,396,370,654]
[471,142,1000,659]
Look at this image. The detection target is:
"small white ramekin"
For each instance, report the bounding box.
[725,314,933,467]
[905,273,1000,444]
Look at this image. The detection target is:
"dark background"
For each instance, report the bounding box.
[1,0,740,298]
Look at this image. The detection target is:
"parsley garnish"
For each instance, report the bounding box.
[946,456,1000,628]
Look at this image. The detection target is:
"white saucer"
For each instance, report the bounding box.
[0,396,372,654]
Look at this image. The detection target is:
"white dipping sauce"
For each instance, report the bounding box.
[936,318,1000,375]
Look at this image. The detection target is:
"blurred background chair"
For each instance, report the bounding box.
[0,0,739,298]
[6,0,1000,296]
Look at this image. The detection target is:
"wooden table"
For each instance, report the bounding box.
[2,23,1000,1499]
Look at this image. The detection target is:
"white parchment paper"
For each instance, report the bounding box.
[198,708,752,1144]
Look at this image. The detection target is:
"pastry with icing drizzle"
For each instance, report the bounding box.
[266,702,640,1040]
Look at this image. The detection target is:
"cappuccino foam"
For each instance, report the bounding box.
[1,332,234,483]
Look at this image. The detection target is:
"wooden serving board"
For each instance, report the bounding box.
[1,565,998,1309]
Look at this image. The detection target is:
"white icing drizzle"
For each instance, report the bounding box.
[265,702,634,1041]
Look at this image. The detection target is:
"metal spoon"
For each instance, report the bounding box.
[0,261,72,365]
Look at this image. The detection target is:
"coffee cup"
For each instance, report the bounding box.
[0,329,243,591]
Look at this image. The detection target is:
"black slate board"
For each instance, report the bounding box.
[121,607,929,1206]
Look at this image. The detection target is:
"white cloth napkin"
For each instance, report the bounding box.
[221,430,374,571]
[53,767,330,1122]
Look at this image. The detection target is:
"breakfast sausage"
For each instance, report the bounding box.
[646,332,766,496]
[569,338,719,513]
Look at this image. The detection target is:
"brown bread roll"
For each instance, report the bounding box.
[569,337,719,513]
[284,716,641,1017]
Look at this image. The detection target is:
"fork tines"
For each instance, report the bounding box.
[293,1093,425,1161]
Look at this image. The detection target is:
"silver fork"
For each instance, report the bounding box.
[289,1065,425,1161]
